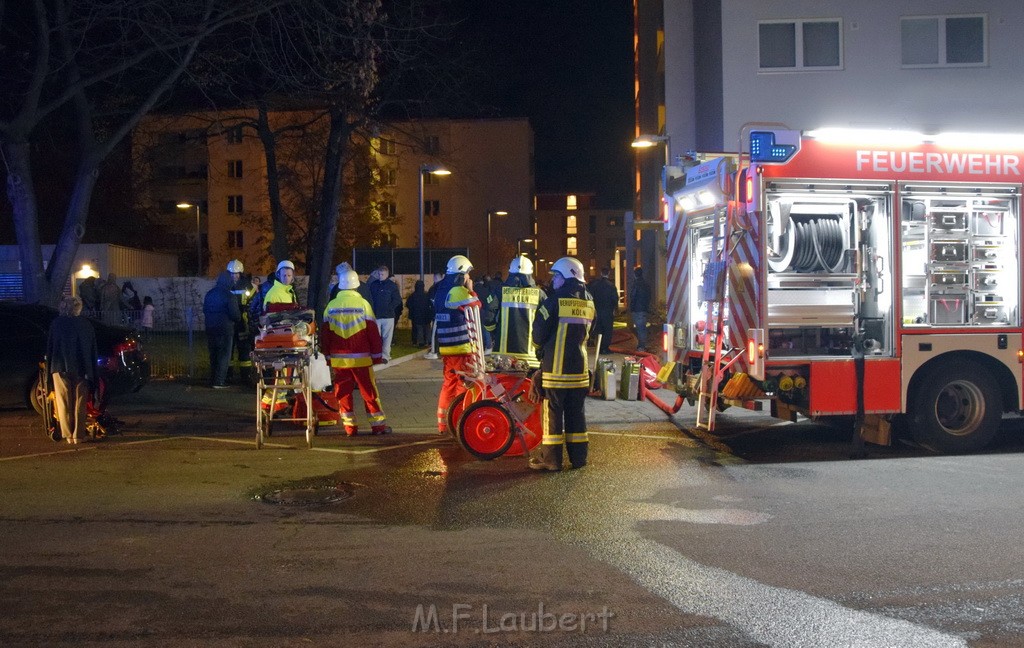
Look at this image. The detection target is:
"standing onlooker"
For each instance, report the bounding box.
[424,272,444,359]
[629,266,651,352]
[46,296,99,444]
[406,279,432,347]
[79,276,99,314]
[530,257,594,471]
[99,273,121,325]
[203,270,242,388]
[367,265,402,362]
[587,267,618,355]
[322,266,391,436]
[140,296,155,339]
[329,262,371,302]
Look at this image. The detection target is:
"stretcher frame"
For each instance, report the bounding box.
[252,345,317,449]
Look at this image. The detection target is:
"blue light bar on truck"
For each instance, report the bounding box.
[749,130,801,164]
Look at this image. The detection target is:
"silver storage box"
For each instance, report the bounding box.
[972,246,1003,262]
[972,302,1008,325]
[929,271,967,289]
[930,242,967,262]
[973,271,1002,291]
[929,295,967,325]
[973,211,1005,236]
[930,212,967,231]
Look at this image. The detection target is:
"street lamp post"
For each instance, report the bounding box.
[418,164,451,280]
[176,202,202,276]
[517,237,534,256]
[631,133,671,168]
[486,210,508,274]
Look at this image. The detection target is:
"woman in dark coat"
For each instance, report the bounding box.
[406,279,433,347]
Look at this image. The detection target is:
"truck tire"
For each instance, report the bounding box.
[910,360,1001,453]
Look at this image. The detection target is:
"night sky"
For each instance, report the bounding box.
[446,0,634,208]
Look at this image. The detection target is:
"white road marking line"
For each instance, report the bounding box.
[0,446,97,461]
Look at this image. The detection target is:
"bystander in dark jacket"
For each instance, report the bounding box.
[406,280,433,347]
[587,268,619,354]
[628,266,652,351]
[204,271,242,388]
[46,296,98,444]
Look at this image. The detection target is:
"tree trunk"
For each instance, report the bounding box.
[257,104,289,264]
[307,109,351,317]
[3,138,48,304]
[45,157,100,305]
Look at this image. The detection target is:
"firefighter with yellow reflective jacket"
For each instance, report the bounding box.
[321,265,390,436]
[529,256,594,471]
[433,254,483,434]
[494,255,546,369]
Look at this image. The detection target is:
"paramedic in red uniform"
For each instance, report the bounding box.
[529,256,595,471]
[321,266,391,436]
[433,254,482,435]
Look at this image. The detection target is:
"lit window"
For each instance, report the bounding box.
[566,195,578,210]
[228,160,243,178]
[227,230,244,249]
[759,19,842,71]
[566,215,577,234]
[567,236,577,256]
[227,195,244,213]
[901,15,986,67]
[379,202,397,218]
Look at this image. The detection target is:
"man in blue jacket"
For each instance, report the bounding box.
[368,264,402,362]
[204,271,242,388]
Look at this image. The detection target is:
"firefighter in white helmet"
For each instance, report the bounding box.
[493,254,546,368]
[250,260,300,412]
[321,265,391,436]
[529,256,594,471]
[432,254,482,434]
[225,259,256,382]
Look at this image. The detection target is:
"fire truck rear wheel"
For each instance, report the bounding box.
[910,361,1001,453]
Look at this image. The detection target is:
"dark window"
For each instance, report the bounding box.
[228,160,243,178]
[759,20,841,70]
[423,200,440,216]
[226,125,243,144]
[901,15,985,66]
[589,214,597,234]
[227,195,244,213]
[227,230,244,249]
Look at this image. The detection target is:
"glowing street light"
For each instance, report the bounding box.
[487,210,508,273]
[419,164,451,280]
[176,202,202,276]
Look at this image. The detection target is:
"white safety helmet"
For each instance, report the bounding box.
[337,269,360,290]
[446,254,473,274]
[276,260,295,273]
[227,259,244,273]
[335,262,352,274]
[550,256,585,282]
[508,254,533,276]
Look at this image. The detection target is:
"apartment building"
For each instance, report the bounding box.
[533,193,627,284]
[664,1,1024,153]
[132,111,534,276]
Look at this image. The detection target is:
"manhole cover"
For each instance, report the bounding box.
[258,484,353,506]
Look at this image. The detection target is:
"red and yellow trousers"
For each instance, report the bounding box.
[332,366,387,433]
[437,354,476,432]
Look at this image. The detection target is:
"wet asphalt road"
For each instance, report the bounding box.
[2,381,1024,646]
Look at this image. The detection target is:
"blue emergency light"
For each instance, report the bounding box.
[749,130,800,164]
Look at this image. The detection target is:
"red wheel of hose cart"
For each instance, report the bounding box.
[496,373,542,457]
[458,400,516,460]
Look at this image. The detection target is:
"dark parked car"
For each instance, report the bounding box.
[0,301,150,412]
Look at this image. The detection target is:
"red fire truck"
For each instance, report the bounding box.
[663,127,1023,453]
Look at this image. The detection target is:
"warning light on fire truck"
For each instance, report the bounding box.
[746,328,765,380]
[749,129,800,164]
